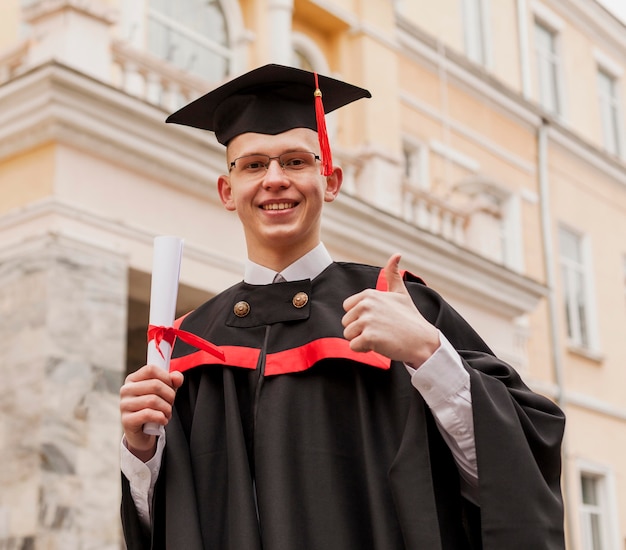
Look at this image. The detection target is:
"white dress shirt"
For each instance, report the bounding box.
[121,243,478,525]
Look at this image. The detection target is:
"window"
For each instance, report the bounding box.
[581,475,604,550]
[292,51,314,72]
[579,470,619,550]
[559,227,593,349]
[463,0,489,66]
[534,21,562,115]
[597,69,622,156]
[402,141,428,191]
[147,0,230,81]
[289,33,336,141]
[291,33,329,75]
[401,140,431,225]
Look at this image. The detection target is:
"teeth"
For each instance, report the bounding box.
[263,203,295,210]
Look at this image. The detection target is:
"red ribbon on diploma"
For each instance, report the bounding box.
[147,325,226,362]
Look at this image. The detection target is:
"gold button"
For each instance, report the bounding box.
[233,300,250,317]
[292,291,309,308]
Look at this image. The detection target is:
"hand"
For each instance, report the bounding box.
[119,364,184,461]
[342,254,440,367]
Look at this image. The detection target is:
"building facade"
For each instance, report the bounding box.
[0,0,624,548]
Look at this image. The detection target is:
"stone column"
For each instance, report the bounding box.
[268,0,294,64]
[0,234,128,550]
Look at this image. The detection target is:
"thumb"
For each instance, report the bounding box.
[383,253,409,295]
[170,370,185,390]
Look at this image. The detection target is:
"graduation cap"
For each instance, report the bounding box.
[166,64,371,176]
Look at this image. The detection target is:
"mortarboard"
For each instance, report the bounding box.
[165,64,371,175]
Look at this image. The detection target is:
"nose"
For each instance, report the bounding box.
[263,157,290,189]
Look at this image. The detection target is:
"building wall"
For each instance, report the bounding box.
[0,0,625,548]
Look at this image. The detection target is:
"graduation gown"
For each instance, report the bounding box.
[121,262,565,549]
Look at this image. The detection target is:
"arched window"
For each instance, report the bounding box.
[291,32,335,137]
[291,33,329,75]
[147,0,230,81]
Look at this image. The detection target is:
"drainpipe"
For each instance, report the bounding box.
[537,120,575,548]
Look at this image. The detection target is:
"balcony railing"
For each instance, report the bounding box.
[402,183,468,246]
[0,37,210,115]
[111,40,209,112]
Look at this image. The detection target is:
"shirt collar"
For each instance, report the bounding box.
[243,243,333,284]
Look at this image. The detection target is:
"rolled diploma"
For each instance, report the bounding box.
[143,236,184,436]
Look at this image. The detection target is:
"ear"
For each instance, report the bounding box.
[323,166,343,203]
[217,175,236,211]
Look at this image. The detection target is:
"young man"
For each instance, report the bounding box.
[120,64,565,549]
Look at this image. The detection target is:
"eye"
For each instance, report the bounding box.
[281,153,313,169]
[239,156,268,171]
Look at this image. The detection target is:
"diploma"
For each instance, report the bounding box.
[143,236,184,436]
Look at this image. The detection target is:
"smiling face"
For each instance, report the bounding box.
[217,128,343,270]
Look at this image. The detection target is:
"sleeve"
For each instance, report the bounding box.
[406,279,566,548]
[120,433,167,527]
[406,331,479,503]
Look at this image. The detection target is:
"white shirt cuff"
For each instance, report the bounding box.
[120,432,166,527]
[406,331,470,408]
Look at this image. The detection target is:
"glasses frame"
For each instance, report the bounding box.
[229,151,321,175]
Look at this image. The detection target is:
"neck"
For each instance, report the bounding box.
[248,242,319,272]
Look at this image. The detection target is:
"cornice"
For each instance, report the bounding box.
[546,121,626,187]
[0,61,226,201]
[541,0,626,52]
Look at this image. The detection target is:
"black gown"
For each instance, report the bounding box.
[121,262,565,550]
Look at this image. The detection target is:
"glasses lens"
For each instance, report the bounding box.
[233,155,270,175]
[279,152,317,171]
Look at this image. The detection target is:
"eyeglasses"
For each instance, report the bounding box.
[229,151,320,178]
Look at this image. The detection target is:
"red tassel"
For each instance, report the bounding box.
[314,73,333,176]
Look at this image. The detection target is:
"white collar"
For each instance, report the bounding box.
[243,243,333,284]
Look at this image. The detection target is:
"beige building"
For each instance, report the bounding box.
[0,0,624,548]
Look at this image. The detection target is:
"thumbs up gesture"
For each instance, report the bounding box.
[342,254,440,368]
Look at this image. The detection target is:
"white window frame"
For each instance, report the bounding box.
[533,18,563,116]
[461,0,492,68]
[290,33,336,140]
[291,32,329,74]
[558,225,600,353]
[577,461,621,550]
[594,49,625,159]
[402,137,430,191]
[119,0,246,81]
[146,0,232,80]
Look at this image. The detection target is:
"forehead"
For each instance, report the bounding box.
[227,128,319,158]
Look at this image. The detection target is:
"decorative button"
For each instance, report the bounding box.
[292,291,309,308]
[233,301,250,317]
